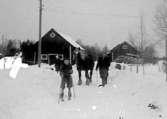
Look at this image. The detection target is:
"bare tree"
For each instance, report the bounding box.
[102,45,109,54]
[128,33,148,54]
[143,44,157,63]
[76,39,102,60]
[155,0,167,81]
[128,33,140,50]
[128,32,156,63]
[155,0,167,38]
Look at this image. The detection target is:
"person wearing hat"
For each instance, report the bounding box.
[59,59,73,101]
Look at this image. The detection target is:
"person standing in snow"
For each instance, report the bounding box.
[96,53,111,87]
[59,59,73,101]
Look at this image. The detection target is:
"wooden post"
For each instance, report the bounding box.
[69,45,72,64]
[34,52,36,65]
[112,52,114,61]
[48,54,50,65]
[130,64,132,72]
[136,58,139,73]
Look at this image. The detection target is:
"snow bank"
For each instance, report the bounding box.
[9,57,28,79]
[0,57,14,69]
[0,64,166,119]
[0,56,28,79]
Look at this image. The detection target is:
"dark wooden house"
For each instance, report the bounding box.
[22,28,83,65]
[110,41,139,63]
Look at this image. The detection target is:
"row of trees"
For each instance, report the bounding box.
[0,38,20,56]
[76,39,110,61]
[20,40,36,64]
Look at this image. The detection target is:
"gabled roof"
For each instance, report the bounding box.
[44,28,84,50]
[111,41,137,52]
[58,32,84,50]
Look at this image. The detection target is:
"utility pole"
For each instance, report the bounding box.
[140,15,144,74]
[38,0,43,67]
[166,36,167,81]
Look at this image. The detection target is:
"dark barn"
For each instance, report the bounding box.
[22,28,83,65]
[110,41,139,63]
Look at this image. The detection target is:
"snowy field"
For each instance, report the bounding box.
[0,62,167,119]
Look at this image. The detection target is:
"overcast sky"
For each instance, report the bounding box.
[0,0,163,53]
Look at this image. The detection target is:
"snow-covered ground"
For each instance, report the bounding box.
[0,63,166,119]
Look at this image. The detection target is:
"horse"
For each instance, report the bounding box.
[75,51,94,85]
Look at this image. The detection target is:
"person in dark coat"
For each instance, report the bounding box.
[96,54,111,87]
[59,59,73,101]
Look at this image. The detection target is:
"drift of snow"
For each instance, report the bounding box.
[0,57,15,69]
[9,57,28,79]
[0,56,28,79]
[0,63,166,119]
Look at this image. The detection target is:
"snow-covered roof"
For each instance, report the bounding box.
[59,33,84,50]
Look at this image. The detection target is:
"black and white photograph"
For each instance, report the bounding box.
[0,0,167,118]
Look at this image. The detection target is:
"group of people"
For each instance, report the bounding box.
[58,53,111,102]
